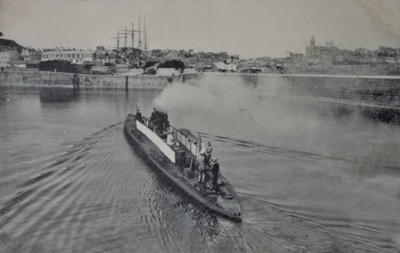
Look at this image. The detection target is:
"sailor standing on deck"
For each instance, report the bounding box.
[209,158,220,191]
[205,142,213,163]
[197,150,207,184]
[136,109,143,123]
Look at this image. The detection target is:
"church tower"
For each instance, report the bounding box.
[310,36,315,47]
[306,36,316,58]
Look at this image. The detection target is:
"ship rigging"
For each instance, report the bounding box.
[110,15,148,68]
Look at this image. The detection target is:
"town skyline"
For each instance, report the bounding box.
[1,0,400,59]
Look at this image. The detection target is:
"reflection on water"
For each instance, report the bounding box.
[39,87,79,103]
[0,83,400,252]
[0,87,5,101]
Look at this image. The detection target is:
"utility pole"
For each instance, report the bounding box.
[138,14,142,67]
[124,26,127,48]
[132,22,134,50]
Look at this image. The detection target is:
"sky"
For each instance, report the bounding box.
[0,0,399,58]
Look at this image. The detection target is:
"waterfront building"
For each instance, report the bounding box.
[20,48,31,61]
[0,51,10,68]
[204,52,216,60]
[41,49,93,64]
[151,49,165,58]
[286,52,304,61]
[29,49,42,61]
[165,50,179,59]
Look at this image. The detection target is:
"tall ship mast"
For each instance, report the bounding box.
[144,16,147,51]
[110,16,147,70]
[138,14,142,50]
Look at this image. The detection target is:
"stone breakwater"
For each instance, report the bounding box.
[0,71,198,89]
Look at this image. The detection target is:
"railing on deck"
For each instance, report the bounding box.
[168,125,200,158]
[141,117,201,158]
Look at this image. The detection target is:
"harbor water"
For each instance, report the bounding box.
[1,75,400,252]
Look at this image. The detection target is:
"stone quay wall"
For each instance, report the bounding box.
[0,70,197,89]
[284,75,400,107]
[237,73,400,108]
[229,73,400,122]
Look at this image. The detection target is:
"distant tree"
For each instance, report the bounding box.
[142,61,159,69]
[158,60,185,70]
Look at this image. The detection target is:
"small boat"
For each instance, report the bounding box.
[124,109,242,221]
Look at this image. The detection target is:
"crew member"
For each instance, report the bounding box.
[209,158,220,191]
[136,109,143,123]
[197,151,207,184]
[205,142,213,163]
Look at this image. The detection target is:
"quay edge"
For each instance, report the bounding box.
[0,70,200,89]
